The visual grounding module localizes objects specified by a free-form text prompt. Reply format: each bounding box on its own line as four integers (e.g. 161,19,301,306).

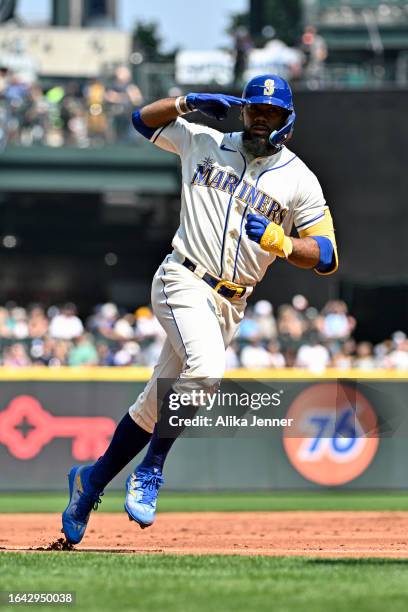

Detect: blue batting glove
245,213,269,244
185,93,246,121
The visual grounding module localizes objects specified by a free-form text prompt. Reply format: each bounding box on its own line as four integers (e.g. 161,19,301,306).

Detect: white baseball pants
129,252,247,432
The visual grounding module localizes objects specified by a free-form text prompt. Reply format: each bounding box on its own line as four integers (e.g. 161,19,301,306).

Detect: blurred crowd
0,23,329,149
0,65,143,148
0,297,406,372
232,25,327,88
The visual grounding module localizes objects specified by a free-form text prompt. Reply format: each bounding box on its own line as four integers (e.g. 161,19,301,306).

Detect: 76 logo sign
297,408,365,462
283,384,379,486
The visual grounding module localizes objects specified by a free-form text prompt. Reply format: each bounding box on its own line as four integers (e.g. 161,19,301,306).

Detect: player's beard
242,128,277,158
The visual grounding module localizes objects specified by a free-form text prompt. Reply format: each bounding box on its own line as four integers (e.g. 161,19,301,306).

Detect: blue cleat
61,465,104,545
124,466,164,528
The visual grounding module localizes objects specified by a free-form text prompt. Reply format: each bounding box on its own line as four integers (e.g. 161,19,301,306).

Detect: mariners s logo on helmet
263,79,275,96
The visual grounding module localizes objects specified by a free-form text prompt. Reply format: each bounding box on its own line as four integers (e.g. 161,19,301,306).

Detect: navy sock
138,424,177,471
138,388,196,472
89,412,151,491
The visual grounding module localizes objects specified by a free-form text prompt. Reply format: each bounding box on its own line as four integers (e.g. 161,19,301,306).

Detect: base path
1,512,408,558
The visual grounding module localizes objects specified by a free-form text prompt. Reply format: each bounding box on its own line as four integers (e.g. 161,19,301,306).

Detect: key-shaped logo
0,395,116,460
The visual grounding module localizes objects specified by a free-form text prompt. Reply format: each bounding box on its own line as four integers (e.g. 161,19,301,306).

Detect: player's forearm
287,237,320,269
140,97,189,128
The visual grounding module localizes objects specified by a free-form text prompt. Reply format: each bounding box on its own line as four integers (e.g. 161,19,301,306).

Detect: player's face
242,103,288,137
241,103,289,157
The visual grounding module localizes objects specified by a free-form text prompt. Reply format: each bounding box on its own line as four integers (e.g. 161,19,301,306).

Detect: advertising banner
1,373,407,490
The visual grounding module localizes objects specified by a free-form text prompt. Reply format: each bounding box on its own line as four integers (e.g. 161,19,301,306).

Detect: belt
182,257,246,300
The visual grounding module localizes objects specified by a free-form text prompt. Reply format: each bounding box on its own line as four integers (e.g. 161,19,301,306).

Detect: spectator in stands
384,333,408,370
267,340,286,368
330,347,353,369
44,83,65,146
113,340,141,366
29,336,51,364
232,26,252,87
27,305,49,338
276,304,306,363
295,332,330,373
68,333,98,366
50,340,71,367
318,300,356,341
353,342,376,370
141,336,164,367
8,307,29,339
237,307,260,342
0,66,8,95
3,71,30,143
253,300,277,341
240,337,272,369
3,342,31,366
225,341,240,369
292,294,309,315
301,25,328,87
134,306,165,344
0,306,11,337
104,65,143,141
88,302,119,341
0,66,143,147
20,83,49,146
85,79,108,145
49,303,84,340
96,342,116,367
277,304,305,340
0,299,405,371
114,312,135,341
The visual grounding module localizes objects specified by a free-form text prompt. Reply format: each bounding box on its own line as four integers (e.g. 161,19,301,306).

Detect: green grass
1,491,408,514
1,553,408,612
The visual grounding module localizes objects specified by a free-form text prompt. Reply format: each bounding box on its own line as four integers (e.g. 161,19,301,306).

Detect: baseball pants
129,252,247,432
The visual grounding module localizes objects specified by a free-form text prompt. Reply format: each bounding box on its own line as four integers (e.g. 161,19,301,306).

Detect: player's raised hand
185,93,246,121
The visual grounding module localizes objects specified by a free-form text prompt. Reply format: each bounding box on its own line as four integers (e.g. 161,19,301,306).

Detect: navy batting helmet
242,74,296,149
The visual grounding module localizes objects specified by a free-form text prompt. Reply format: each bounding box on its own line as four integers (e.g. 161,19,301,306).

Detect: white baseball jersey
150,117,327,287
129,116,331,431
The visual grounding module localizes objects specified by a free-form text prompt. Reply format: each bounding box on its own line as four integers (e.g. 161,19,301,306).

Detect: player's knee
174,371,223,404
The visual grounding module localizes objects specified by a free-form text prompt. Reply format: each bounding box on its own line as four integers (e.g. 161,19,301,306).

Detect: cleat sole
124,504,151,529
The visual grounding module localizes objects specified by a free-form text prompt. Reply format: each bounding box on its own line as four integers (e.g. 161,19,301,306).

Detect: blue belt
182,257,246,300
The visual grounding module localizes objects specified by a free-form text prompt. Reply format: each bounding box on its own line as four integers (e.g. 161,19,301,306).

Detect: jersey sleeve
298,207,339,275
149,117,204,157
293,169,326,232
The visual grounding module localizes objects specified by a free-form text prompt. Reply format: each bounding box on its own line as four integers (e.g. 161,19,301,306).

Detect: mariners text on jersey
191,159,288,226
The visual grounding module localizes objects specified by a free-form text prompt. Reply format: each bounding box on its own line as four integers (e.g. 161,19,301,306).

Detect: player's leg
125,260,227,526
136,259,227,457
91,337,182,487
139,285,243,474
62,336,182,543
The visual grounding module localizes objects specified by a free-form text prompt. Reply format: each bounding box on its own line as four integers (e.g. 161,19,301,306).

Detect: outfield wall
0,368,407,491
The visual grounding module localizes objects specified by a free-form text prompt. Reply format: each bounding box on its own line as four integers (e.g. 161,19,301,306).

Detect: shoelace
140,475,161,491
75,490,104,521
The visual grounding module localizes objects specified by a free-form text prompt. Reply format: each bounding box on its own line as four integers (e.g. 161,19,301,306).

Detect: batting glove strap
260,222,293,258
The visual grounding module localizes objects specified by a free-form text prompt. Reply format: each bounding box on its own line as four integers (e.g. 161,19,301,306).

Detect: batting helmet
242,74,296,149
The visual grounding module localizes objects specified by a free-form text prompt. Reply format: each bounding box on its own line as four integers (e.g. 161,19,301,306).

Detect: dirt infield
1,512,408,558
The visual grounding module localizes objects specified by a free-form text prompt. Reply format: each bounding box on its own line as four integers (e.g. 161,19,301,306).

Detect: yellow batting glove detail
259,222,293,258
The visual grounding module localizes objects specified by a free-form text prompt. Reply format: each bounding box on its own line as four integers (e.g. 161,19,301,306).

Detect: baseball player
62,74,338,544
